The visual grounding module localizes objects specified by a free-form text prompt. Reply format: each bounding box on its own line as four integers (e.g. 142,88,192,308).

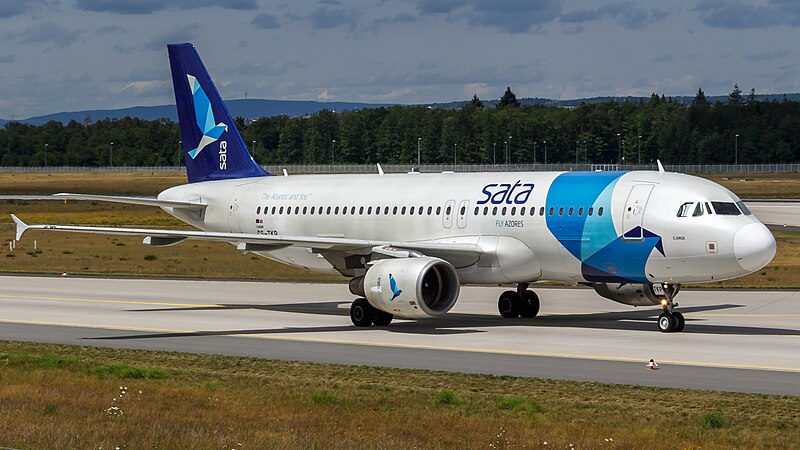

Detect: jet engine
362,257,460,319
592,283,680,306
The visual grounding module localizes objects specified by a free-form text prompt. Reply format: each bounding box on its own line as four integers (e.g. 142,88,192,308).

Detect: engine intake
592,283,680,306
364,257,460,319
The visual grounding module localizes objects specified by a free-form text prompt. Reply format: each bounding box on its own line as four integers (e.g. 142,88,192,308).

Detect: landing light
660,299,668,307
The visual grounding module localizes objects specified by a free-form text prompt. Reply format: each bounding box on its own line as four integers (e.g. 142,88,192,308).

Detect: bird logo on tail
186,74,227,159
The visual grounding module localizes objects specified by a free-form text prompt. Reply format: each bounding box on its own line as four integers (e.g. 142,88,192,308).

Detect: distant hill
2,93,799,127
0,99,394,127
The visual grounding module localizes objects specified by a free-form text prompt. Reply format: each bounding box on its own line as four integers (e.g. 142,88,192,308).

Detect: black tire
350,298,374,327
498,291,521,318
372,311,393,326
658,312,676,333
673,311,685,332
519,290,540,318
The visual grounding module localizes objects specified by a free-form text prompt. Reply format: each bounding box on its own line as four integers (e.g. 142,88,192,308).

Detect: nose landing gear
657,283,685,333
497,283,540,319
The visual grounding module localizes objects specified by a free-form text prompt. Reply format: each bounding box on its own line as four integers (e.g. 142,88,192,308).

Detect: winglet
377,163,384,176
656,159,665,174
10,214,28,241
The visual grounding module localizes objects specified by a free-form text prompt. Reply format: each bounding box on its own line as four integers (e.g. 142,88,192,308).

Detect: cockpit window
692,202,705,217
736,201,752,215
677,202,693,217
711,201,741,216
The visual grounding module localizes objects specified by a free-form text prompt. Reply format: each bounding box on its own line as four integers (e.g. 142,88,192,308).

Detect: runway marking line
1,318,799,374
0,294,221,309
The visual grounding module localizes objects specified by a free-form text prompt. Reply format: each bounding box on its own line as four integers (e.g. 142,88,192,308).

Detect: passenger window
279,206,284,214
460,206,466,215
598,207,604,216
502,206,507,215
326,206,332,214
419,206,423,214
539,207,545,216
692,202,704,217
311,206,315,214
402,206,407,215
520,207,526,216
578,207,584,216
427,206,433,215
712,201,742,216
474,206,479,215
549,206,554,216
393,206,398,215
410,206,415,215
385,206,390,215
436,206,441,215
271,206,276,214
588,206,593,216
558,207,564,216
294,207,299,214
484,206,489,215
256,207,261,214
568,206,574,216
445,206,451,215
367,206,372,214
531,208,536,216
302,206,307,214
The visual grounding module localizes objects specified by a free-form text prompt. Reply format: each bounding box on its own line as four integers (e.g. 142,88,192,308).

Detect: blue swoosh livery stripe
545,172,664,283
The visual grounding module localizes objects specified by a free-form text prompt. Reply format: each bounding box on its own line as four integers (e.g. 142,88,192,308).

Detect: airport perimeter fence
2,163,800,174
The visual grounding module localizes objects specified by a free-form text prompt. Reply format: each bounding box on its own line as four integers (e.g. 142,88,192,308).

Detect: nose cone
734,222,776,273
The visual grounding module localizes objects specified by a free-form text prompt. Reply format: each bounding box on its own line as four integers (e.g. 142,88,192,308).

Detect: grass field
1,340,798,449
0,171,799,286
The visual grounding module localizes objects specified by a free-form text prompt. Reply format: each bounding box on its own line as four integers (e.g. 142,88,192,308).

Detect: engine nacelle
364,257,460,319
592,283,680,306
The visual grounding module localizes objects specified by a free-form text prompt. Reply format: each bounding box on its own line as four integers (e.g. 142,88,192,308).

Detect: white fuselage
158,170,776,285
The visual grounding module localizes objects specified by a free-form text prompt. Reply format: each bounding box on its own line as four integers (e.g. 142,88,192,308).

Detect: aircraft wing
10,215,483,263
52,193,207,212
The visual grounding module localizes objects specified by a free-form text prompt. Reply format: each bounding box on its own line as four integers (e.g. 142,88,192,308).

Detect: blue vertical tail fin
168,43,270,183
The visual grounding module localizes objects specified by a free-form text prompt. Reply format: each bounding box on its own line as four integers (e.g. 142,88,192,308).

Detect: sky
0,0,798,119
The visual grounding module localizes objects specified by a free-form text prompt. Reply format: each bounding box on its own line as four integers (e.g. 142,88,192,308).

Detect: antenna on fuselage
657,160,666,174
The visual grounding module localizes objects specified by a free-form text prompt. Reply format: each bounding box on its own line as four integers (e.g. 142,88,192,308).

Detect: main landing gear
497,283,540,319
350,298,393,327
657,284,685,333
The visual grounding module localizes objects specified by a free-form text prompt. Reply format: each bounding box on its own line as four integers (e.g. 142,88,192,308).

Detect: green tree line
2,88,799,167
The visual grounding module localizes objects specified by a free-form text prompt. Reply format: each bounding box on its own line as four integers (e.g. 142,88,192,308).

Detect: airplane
10,43,777,333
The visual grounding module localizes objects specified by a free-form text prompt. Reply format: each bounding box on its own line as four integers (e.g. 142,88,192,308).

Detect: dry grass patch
0,341,798,449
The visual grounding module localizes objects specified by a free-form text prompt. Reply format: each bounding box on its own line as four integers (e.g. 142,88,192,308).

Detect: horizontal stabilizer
53,193,207,212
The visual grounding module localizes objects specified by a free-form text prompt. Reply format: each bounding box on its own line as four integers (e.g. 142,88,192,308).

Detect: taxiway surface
0,275,798,395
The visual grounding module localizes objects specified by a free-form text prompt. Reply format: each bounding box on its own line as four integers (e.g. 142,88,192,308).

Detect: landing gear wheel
519,291,540,318
658,312,677,333
672,311,685,332
350,298,375,327
498,291,522,318
372,311,393,326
